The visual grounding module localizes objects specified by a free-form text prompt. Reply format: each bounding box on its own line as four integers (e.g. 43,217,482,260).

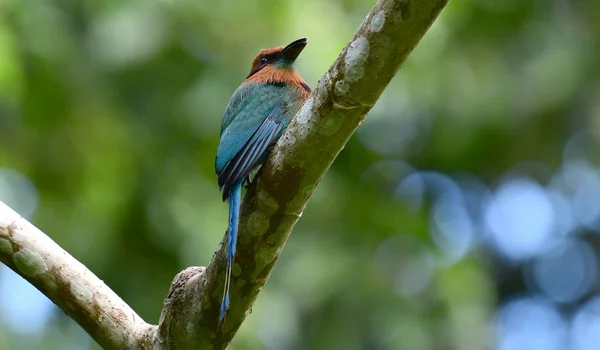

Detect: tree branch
0,201,156,349
0,0,449,349
160,0,449,348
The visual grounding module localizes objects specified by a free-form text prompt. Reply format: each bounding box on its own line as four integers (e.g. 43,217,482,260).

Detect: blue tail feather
219,180,242,326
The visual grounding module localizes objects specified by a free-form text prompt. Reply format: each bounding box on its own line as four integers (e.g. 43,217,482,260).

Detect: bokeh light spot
0,168,38,219
571,296,600,350
373,234,435,297
0,266,56,334
529,238,596,303
496,296,567,350
484,178,554,261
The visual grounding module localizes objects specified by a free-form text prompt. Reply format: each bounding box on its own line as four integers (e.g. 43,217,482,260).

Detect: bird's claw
243,175,252,189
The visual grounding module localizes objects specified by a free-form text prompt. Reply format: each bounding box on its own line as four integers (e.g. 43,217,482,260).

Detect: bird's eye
261,57,268,64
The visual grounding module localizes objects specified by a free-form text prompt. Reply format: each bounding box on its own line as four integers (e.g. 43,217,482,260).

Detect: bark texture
0,0,450,348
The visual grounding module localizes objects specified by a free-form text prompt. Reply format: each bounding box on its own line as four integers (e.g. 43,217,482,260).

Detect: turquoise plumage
215,38,310,325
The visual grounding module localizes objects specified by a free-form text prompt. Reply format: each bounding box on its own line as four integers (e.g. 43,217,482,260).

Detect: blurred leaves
0,0,599,349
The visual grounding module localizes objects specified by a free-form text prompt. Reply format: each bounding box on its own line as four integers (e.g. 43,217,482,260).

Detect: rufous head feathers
247,38,307,78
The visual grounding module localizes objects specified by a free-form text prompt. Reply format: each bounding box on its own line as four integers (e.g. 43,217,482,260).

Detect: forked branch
0,0,449,349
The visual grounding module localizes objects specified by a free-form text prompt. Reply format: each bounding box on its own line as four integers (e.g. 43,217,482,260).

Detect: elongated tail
219,180,242,326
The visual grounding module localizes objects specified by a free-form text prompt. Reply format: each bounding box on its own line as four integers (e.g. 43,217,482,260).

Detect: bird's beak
278,37,307,63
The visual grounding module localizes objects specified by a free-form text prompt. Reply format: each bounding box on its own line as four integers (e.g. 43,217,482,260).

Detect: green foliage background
1,0,599,349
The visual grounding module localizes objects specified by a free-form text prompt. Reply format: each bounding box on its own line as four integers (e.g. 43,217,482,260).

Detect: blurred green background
1,0,600,349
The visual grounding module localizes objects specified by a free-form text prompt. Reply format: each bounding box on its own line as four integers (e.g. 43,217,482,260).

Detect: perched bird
215,38,311,324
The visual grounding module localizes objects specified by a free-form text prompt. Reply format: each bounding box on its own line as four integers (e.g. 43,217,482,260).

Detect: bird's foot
243,175,252,189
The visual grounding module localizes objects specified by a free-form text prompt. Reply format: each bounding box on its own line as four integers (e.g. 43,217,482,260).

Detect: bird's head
247,37,307,78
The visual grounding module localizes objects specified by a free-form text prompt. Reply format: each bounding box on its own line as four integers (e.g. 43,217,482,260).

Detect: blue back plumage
216,82,302,200
215,80,306,325
215,49,309,324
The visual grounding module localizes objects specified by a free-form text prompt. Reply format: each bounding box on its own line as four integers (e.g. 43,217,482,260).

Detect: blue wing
218,115,282,190
216,83,286,200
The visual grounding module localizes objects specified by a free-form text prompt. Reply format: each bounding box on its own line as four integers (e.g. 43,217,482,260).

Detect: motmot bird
215,38,311,324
